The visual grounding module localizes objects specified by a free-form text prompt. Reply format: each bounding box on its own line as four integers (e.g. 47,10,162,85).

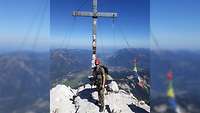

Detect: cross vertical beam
72,0,118,68
92,0,97,68
92,17,97,68
93,0,97,13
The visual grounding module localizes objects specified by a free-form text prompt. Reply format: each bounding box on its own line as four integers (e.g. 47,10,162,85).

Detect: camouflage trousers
97,87,105,108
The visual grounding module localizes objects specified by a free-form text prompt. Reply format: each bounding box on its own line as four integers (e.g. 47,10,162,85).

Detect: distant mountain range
0,51,49,113
106,48,150,69
50,49,91,81
151,50,200,96
50,48,150,72
1,48,200,113
151,50,200,113
50,48,150,86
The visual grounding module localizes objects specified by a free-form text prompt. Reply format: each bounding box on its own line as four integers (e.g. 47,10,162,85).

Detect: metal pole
92,17,97,68
93,0,97,13
92,0,97,68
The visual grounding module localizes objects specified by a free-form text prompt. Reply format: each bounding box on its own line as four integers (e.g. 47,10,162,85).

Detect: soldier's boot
94,100,99,106
99,105,104,112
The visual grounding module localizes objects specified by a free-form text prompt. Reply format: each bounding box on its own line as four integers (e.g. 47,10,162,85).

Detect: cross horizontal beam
72,11,118,18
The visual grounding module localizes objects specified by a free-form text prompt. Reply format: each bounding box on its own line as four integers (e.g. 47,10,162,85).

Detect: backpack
101,65,109,75
93,65,108,87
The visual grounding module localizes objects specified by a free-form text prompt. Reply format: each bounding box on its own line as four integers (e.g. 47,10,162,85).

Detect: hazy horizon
0,0,200,52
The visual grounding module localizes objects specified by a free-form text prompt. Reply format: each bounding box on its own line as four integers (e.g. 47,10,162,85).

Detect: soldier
92,58,107,112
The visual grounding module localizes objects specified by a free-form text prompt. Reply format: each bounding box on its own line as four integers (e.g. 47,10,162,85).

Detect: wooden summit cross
72,0,117,69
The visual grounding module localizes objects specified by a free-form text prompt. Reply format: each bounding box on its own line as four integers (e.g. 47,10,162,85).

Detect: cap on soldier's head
95,58,100,65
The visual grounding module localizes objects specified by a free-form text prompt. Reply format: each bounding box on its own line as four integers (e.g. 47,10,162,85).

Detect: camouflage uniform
93,65,106,111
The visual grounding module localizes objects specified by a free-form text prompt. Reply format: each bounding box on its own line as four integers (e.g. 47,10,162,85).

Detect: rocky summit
50,82,150,113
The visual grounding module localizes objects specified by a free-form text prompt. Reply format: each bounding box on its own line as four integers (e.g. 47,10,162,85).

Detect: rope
60,0,87,50
112,18,117,50
117,23,132,49
98,20,104,57
76,0,88,11
32,0,48,51
151,32,160,50
61,17,77,49
116,21,143,68
111,18,120,66
98,19,109,67
150,31,172,69
18,0,45,51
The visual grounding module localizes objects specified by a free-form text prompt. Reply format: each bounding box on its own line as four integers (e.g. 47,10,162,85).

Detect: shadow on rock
128,103,148,113
78,88,99,106
105,105,112,113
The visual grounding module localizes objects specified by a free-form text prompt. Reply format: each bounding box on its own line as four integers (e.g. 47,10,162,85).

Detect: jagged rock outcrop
50,84,150,113
107,81,119,93
50,85,76,113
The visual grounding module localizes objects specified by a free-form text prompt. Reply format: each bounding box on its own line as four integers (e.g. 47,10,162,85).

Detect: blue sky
151,0,200,50
51,0,150,49
0,0,49,52
0,0,199,52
